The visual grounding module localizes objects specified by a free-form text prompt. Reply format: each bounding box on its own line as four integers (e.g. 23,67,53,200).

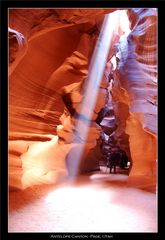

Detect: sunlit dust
67,12,122,178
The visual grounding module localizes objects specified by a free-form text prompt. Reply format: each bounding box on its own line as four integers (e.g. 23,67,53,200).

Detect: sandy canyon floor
8,169,157,233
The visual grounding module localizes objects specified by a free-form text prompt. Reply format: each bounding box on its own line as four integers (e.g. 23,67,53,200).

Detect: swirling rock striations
112,8,157,180
8,9,157,189
8,9,112,189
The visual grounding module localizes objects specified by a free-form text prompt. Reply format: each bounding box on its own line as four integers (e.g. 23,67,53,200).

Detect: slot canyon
8,8,157,232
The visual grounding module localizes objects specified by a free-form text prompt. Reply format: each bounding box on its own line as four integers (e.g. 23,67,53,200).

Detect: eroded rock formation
8,8,157,190
111,8,157,182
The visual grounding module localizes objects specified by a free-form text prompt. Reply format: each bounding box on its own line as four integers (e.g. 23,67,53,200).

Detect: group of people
106,148,129,174
96,47,130,174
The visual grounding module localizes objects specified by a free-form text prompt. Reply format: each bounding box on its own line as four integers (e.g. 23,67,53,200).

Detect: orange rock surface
8,9,157,190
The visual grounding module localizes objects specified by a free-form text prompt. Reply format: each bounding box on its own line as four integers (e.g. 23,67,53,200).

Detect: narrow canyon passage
8,8,157,233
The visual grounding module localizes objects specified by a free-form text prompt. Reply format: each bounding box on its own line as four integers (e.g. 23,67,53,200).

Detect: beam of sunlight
118,10,131,35
18,10,132,188
68,12,121,178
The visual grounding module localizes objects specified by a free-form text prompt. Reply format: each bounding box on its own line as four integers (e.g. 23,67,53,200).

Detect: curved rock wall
112,8,157,181
8,8,157,189
9,29,96,189
8,8,116,75
8,9,111,189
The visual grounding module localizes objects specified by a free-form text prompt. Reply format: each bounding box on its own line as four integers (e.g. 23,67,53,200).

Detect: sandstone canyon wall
111,8,157,186
8,8,157,190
